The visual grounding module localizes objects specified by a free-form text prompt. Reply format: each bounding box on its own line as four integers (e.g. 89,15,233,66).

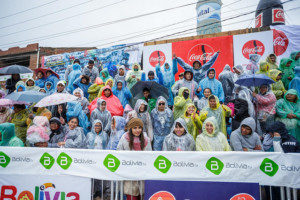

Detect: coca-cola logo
242,40,265,59
255,13,263,28
149,191,175,200
273,9,285,23
230,193,255,200
149,50,166,67
273,29,289,56
187,44,215,65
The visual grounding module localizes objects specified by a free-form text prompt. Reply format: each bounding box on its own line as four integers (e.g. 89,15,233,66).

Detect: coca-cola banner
172,35,234,79
271,25,300,61
233,31,274,69
143,43,172,77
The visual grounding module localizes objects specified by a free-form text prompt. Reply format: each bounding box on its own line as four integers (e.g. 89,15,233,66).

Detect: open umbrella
0,64,32,74
235,74,275,87
34,93,78,107
5,91,48,103
0,99,29,107
34,67,60,79
130,81,168,107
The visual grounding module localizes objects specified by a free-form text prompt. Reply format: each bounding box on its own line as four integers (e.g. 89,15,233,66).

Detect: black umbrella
0,64,33,74
130,81,169,107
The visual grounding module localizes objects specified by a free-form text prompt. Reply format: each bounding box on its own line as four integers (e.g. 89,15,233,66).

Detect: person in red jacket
89,85,124,116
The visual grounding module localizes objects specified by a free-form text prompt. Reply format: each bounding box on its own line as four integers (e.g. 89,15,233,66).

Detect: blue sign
145,180,260,200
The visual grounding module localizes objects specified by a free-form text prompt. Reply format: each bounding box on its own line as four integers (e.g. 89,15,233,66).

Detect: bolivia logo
273,29,289,56
242,40,265,59
149,191,176,200
230,193,255,200
187,44,215,65
149,51,166,67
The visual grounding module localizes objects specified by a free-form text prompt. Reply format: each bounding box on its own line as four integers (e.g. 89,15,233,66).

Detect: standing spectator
197,88,212,111
290,51,300,68
162,118,195,151
82,60,99,83
279,58,294,89
113,65,127,87
88,77,104,103
265,53,278,70
35,71,46,88
86,119,108,149
107,116,126,150
5,74,21,94
67,63,81,93
66,101,90,135
151,96,173,151
45,70,59,89
73,88,90,115
90,99,112,135
218,64,235,104
65,59,80,84
246,54,260,74
125,63,143,89
183,103,202,140
289,66,300,94
196,117,231,151
73,75,92,99
117,118,152,200
230,117,263,152
112,80,132,108
0,123,24,147
232,65,246,82
173,87,192,120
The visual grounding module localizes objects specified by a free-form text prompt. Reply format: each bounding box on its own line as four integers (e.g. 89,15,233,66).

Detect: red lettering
66,192,79,200
0,186,17,200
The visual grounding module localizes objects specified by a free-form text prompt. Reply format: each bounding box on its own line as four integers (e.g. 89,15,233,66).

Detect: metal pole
286,187,291,200
92,179,94,200
270,186,273,200
260,186,262,200
120,181,124,200
111,181,114,200
102,180,104,200
292,188,297,200
280,186,285,200
115,181,119,200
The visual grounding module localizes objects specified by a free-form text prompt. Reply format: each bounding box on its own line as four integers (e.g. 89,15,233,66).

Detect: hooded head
97,99,107,112
239,117,256,137
206,68,216,79
183,68,194,81
56,81,66,93
223,64,231,72
105,78,114,88
0,123,17,146
73,88,84,100
16,84,26,92
95,77,104,85
290,51,300,61
117,65,126,76
171,118,189,137
100,68,111,81
131,63,141,72
233,65,244,74
279,58,293,70
49,117,62,133
25,78,35,87
72,63,81,71
192,60,202,69
134,99,148,114
270,69,283,82
111,116,126,132
294,66,300,77
284,89,299,103
202,117,219,137
155,96,168,111
184,103,196,117
249,54,261,64
266,121,289,139
258,84,271,95
208,95,220,110
178,87,190,99
45,81,54,92
164,63,171,71
266,54,277,64
101,85,112,98
92,119,103,135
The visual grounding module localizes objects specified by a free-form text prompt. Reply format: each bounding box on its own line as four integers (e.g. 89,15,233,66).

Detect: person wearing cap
117,118,151,200
82,59,99,83
65,59,81,84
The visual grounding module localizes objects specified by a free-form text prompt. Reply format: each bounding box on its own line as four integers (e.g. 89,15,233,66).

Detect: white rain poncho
90,99,112,134
85,119,109,149
162,118,195,151
107,116,126,150
73,88,90,115
218,64,235,103
64,126,86,149
151,96,174,151
196,117,231,151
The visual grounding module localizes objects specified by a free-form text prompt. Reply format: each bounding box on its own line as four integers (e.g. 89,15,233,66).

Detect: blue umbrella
235,74,275,87
0,64,33,74
5,91,48,103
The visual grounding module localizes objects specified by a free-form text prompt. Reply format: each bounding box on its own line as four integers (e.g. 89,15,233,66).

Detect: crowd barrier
0,147,299,199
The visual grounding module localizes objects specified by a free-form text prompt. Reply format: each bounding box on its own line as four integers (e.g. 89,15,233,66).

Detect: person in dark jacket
5,74,21,94
264,121,300,153
230,97,249,132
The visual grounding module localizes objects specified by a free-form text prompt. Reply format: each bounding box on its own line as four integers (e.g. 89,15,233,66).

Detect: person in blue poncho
44,81,54,95
173,51,220,84
66,101,90,135
112,80,132,108
85,119,108,149
104,61,118,78
289,66,300,95
67,63,82,93
107,116,126,150
35,71,46,88
73,75,92,99
156,61,178,107
45,70,59,89
198,68,225,103
141,70,163,85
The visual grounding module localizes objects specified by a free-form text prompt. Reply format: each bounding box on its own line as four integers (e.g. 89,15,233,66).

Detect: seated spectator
162,118,195,151
182,103,202,140
73,75,92,99
25,78,40,91
86,119,108,149
230,117,263,152
73,88,90,115
107,116,126,150
141,88,156,112
270,69,286,100
173,87,192,120
35,71,46,88
196,117,231,151
112,80,132,108
45,70,59,89
90,99,111,135
114,65,127,87
197,88,211,111
0,123,24,147
10,104,29,144
88,77,104,102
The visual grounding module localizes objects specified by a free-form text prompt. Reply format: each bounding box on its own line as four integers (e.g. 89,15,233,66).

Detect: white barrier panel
0,147,300,188
0,174,91,200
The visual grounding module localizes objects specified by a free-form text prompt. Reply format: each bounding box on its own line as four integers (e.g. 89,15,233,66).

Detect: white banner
271,25,300,61
233,31,274,69
0,174,91,200
0,147,300,188
142,43,172,77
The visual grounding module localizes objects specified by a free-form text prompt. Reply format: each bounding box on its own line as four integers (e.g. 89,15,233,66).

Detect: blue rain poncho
196,117,231,151
151,96,174,151
175,52,219,84
64,126,86,149
73,88,90,115
289,66,300,95
112,80,132,108
162,118,195,151
90,99,112,134
198,68,225,103
66,101,90,135
16,84,26,92
44,81,54,94
73,76,92,99
46,74,59,90
141,71,163,85
35,77,46,88
85,119,109,149
114,65,127,87
107,116,126,150
67,64,82,93
156,61,178,106
104,61,118,78
218,64,234,103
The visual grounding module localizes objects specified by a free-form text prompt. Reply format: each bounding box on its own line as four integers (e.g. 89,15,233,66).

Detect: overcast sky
0,0,299,50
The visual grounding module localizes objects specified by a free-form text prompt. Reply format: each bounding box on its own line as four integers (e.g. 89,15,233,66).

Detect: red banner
172,35,234,80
